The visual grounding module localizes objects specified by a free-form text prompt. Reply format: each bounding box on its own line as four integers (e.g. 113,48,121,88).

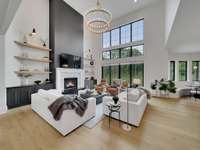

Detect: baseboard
0,105,8,115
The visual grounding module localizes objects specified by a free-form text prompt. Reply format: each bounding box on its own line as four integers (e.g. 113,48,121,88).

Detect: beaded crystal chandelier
85,0,112,33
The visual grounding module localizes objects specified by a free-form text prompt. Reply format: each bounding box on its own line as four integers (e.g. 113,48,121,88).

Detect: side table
106,101,121,128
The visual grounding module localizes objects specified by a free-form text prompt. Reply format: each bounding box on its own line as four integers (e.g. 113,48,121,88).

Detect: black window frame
101,63,144,86
170,61,175,81
192,61,200,81
178,61,188,81
102,18,144,49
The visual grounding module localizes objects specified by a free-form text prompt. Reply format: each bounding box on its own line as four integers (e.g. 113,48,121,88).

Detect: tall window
132,64,144,85
102,51,110,60
120,64,130,84
103,32,110,48
132,20,144,42
192,61,200,81
111,28,120,46
102,66,110,84
132,45,144,56
121,47,131,58
170,61,175,81
179,61,187,81
111,49,120,59
111,65,119,83
121,24,131,44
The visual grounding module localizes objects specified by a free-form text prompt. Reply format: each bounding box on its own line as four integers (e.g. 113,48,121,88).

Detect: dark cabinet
7,83,54,109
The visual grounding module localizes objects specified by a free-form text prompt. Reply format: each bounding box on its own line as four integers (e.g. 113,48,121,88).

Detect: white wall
0,35,6,114
165,0,180,44
83,22,102,83
5,0,49,87
84,1,168,88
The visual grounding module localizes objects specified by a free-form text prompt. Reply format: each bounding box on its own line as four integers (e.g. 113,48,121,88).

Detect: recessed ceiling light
134,0,138,3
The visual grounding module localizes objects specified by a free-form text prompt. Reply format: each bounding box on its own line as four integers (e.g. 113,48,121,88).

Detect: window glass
102,66,110,84
111,65,119,83
132,45,144,56
121,47,131,58
192,61,200,81
120,64,130,84
132,20,144,42
102,51,110,60
170,61,175,81
132,64,144,86
111,28,120,46
121,24,131,44
103,32,110,48
179,61,187,81
111,49,120,59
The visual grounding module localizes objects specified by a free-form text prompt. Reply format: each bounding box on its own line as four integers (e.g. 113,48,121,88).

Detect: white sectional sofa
103,91,148,127
31,89,96,136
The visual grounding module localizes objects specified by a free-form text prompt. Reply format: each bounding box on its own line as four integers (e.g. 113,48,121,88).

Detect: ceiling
167,0,200,53
0,0,21,35
63,0,161,19
0,0,10,34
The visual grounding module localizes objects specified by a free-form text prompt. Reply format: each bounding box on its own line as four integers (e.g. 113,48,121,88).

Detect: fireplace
63,78,78,94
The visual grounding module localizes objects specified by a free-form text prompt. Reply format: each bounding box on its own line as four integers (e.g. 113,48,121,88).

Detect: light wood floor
0,98,200,150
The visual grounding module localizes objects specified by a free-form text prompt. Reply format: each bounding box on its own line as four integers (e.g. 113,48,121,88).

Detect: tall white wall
83,23,102,83
165,0,180,44
84,1,168,88
5,0,49,87
0,35,6,114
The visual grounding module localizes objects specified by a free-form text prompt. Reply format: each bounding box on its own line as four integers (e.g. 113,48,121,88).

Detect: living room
0,0,200,150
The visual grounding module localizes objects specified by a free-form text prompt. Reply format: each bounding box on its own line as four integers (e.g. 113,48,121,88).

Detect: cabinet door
7,87,32,109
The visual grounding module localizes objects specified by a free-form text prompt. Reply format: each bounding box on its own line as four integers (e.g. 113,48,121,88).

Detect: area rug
84,103,104,129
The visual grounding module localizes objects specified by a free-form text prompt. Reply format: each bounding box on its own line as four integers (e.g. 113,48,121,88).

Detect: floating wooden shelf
15,71,52,75
14,41,51,52
15,56,52,63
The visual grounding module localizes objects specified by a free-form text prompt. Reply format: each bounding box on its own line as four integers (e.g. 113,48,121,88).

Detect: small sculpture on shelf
40,38,48,47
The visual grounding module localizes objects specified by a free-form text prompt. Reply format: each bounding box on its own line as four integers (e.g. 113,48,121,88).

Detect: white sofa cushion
119,89,141,102
128,89,140,102
38,89,63,103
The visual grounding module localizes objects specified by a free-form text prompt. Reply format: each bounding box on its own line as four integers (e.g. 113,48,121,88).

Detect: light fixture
134,0,138,3
85,0,112,34
29,28,37,36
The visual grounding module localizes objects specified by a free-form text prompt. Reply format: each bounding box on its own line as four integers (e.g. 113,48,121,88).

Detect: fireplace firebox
63,78,78,94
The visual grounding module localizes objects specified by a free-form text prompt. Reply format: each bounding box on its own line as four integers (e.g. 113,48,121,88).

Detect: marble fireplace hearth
56,68,85,92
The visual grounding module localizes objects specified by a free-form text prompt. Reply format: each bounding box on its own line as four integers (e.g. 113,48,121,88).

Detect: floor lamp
122,81,132,131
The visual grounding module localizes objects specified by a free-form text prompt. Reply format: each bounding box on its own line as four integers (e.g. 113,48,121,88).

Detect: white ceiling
0,0,10,34
167,0,200,53
63,0,161,19
0,0,21,35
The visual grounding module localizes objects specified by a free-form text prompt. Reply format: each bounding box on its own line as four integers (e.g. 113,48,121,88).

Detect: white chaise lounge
31,89,96,136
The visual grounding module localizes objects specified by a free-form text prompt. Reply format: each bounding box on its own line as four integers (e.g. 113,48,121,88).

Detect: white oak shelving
14,41,51,52
15,56,52,63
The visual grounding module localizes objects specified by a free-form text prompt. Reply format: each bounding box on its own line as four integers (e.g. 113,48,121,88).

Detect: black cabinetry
7,83,54,109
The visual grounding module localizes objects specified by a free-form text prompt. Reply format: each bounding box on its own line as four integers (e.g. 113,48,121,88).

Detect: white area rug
84,104,104,129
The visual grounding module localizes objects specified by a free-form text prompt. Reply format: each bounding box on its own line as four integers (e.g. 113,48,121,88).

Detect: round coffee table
106,101,121,128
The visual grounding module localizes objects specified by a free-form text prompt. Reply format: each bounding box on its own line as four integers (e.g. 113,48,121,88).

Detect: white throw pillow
127,89,140,102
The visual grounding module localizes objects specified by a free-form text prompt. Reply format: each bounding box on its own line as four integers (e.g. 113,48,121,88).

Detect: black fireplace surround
63,78,78,94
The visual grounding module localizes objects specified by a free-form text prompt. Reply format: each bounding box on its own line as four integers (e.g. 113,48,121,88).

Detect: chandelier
85,0,112,33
